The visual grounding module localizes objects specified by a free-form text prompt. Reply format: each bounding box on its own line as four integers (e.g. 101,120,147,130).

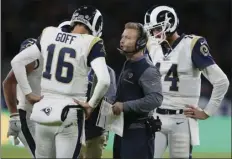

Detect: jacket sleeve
123,66,163,114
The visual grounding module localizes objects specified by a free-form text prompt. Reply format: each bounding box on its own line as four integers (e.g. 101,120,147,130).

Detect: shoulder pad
40,26,52,37
190,35,203,50
89,37,103,50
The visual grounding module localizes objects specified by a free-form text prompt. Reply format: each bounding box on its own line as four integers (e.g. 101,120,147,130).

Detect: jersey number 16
43,44,76,83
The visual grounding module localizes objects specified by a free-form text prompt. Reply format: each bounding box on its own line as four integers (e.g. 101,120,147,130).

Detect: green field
1,112,231,158
1,146,231,158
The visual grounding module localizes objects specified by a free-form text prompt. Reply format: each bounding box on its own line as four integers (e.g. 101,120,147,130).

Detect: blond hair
124,22,141,37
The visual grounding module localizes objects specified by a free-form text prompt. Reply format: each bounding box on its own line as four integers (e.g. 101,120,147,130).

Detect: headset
136,23,148,51
118,23,148,54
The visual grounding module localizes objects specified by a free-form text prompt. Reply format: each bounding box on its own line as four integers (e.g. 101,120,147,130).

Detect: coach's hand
26,93,43,105
73,99,93,119
112,102,123,116
184,105,209,120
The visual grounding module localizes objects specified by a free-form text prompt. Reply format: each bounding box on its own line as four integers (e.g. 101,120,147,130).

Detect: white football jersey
39,27,101,97
17,58,43,112
148,34,214,110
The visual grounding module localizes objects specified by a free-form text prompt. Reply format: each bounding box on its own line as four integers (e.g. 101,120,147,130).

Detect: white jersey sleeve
11,44,41,95
202,64,229,116
16,57,43,112
83,37,110,107
88,57,110,108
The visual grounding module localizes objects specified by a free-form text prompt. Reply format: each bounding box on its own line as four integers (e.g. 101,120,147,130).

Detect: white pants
154,113,192,158
18,109,36,157
34,109,83,158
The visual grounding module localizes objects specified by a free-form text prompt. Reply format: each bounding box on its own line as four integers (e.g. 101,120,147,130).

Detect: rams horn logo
41,107,52,116
200,44,209,56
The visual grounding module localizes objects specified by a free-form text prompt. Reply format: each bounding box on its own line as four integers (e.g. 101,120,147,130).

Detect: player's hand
73,99,93,119
26,93,43,105
184,105,209,120
112,102,123,116
7,113,21,145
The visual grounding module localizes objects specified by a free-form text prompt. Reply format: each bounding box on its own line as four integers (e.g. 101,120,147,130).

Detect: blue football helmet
20,38,37,52
58,21,71,32
70,5,103,37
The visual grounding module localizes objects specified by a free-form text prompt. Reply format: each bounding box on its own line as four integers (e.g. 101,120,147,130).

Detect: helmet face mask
144,6,179,44
145,19,170,44
70,5,103,37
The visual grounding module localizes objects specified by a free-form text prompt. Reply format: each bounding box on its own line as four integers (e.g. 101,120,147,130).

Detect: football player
3,38,41,157
144,5,229,158
10,5,110,158
57,20,116,158
3,21,73,157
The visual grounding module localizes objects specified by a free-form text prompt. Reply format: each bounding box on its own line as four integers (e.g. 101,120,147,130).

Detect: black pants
113,134,122,159
113,128,154,159
18,109,36,157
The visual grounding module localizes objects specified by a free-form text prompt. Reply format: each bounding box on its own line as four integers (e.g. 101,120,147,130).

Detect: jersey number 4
156,62,179,91
43,44,76,83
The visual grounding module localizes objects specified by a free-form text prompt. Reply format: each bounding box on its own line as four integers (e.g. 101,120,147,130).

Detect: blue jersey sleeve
86,69,95,99
20,38,37,52
87,40,106,67
191,37,215,69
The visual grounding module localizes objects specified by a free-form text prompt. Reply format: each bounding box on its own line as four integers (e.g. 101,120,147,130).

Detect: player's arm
2,62,35,115
3,61,37,145
2,70,18,114
191,37,229,117
87,39,110,108
201,65,229,116
89,66,117,104
74,39,110,118
11,44,42,104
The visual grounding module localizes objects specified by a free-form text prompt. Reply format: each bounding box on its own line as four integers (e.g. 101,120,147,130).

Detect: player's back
39,27,98,98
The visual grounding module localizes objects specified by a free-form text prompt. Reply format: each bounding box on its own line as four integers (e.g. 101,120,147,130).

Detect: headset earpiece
136,23,148,51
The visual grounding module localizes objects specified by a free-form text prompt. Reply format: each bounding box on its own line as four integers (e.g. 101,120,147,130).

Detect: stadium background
1,0,231,158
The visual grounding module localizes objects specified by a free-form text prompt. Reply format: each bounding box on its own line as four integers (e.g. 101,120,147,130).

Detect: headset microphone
117,47,138,55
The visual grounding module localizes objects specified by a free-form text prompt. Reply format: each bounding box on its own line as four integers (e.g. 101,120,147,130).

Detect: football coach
112,22,163,159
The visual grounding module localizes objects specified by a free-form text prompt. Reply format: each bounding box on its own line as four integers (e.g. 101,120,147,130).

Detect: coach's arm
123,66,163,114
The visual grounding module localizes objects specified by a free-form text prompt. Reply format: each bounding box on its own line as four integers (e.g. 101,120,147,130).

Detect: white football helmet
144,5,179,44
70,5,103,37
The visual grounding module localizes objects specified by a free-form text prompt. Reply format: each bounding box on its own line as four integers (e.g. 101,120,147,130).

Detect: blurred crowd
1,0,231,114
